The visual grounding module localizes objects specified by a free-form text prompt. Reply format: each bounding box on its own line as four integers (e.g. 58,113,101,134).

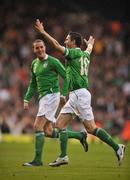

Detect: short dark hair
68,32,83,47
32,39,45,47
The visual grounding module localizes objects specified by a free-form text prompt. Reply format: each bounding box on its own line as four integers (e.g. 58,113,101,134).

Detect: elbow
53,40,60,49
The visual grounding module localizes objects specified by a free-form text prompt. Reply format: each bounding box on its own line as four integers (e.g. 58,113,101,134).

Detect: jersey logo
43,62,48,68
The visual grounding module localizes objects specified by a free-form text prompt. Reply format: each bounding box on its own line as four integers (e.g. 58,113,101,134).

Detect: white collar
37,54,48,61
44,54,48,59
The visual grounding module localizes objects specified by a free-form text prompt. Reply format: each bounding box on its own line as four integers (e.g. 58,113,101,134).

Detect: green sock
93,128,119,151
67,130,82,140
51,128,59,138
34,131,45,162
51,129,82,140
59,129,68,157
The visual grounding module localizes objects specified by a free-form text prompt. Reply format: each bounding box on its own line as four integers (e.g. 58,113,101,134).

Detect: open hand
35,19,45,33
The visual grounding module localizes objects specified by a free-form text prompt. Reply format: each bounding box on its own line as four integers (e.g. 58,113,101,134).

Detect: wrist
41,29,46,35
88,44,93,49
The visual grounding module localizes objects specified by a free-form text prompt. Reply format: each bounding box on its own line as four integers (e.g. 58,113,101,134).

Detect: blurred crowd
0,1,130,141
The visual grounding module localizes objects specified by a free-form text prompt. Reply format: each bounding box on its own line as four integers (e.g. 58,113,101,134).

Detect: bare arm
35,19,65,54
84,36,95,54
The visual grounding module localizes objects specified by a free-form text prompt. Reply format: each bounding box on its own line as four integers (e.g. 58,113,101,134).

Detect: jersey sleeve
51,58,68,96
24,62,37,102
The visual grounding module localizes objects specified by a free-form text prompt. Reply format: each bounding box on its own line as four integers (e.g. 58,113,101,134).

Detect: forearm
61,78,68,96
24,79,37,102
41,30,60,49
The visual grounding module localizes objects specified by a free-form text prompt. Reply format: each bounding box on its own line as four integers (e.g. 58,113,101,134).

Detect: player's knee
86,126,97,134
33,123,42,131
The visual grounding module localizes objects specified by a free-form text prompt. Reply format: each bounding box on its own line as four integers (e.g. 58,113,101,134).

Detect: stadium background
0,0,130,142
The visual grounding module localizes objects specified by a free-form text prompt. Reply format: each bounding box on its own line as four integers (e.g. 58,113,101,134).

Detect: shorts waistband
70,88,87,93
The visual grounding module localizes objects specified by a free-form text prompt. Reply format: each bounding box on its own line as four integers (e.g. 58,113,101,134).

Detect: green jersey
24,55,67,102
64,48,90,91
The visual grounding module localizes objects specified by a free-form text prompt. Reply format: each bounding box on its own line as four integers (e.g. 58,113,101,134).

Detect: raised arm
35,19,65,54
84,36,95,54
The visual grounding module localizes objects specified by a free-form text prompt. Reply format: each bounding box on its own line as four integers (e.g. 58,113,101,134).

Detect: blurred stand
0,1,130,142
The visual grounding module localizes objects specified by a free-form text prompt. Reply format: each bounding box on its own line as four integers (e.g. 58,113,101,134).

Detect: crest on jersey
43,62,48,68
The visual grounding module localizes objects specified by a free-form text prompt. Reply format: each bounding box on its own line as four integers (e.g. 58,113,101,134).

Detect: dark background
0,0,129,22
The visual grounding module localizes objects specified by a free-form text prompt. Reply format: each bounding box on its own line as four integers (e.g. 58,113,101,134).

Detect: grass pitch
0,138,130,180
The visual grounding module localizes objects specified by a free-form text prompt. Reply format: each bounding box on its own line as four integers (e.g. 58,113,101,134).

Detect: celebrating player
23,39,88,166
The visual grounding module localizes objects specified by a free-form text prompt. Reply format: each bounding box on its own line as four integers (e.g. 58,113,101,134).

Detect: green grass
0,139,130,180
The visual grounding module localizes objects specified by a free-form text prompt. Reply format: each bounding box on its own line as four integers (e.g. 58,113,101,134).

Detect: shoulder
64,48,78,56
31,58,38,67
65,48,82,60
48,55,60,63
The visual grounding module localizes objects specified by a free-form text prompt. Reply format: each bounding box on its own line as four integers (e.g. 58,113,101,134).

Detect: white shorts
37,92,60,122
60,88,94,121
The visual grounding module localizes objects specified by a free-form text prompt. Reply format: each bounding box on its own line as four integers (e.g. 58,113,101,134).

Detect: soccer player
23,39,87,166
35,19,125,167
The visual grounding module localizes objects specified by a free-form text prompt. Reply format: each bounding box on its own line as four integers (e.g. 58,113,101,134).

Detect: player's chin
38,54,44,59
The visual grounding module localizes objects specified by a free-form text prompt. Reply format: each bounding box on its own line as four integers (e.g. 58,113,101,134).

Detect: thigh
56,113,73,129
77,89,94,120
60,93,78,115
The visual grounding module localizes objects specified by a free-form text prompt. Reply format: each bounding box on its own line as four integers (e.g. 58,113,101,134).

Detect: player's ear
72,39,76,45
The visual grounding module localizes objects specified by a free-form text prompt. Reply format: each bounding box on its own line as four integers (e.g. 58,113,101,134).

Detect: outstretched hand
35,19,45,33
84,35,95,54
84,36,95,46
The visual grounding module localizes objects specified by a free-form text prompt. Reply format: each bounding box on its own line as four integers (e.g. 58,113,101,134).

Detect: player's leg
49,92,88,167
57,113,72,158
77,88,125,165
23,93,60,166
44,121,55,137
49,113,71,167
23,116,47,166
49,120,88,167
77,89,125,164
83,119,125,165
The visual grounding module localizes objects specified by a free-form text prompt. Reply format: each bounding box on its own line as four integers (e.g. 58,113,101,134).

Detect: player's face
33,41,46,59
64,35,74,48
